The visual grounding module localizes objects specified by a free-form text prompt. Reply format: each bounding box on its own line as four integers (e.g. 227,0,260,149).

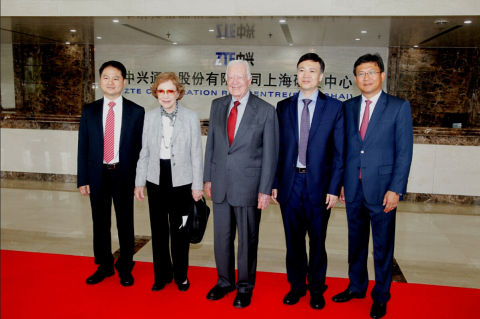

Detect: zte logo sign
215,52,255,66
215,52,235,66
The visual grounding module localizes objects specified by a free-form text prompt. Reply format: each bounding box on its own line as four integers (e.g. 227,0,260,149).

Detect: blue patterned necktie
299,99,312,166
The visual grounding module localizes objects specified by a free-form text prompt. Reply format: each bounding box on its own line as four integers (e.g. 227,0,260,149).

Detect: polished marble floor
1,179,480,289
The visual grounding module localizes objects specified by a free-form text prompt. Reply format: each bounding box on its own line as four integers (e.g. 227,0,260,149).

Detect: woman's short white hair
226,60,252,80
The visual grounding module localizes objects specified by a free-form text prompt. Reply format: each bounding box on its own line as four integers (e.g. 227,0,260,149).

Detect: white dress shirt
227,90,250,137
359,90,382,130
102,96,123,164
296,90,318,168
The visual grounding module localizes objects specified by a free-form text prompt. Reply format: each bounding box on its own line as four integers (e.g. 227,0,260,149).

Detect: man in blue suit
332,54,413,319
272,53,345,310
78,61,144,287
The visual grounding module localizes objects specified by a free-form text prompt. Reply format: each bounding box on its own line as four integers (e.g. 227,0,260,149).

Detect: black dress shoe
86,268,114,285
332,289,366,303
310,291,326,310
152,279,172,291
120,274,134,287
206,285,236,300
233,292,252,308
178,279,190,292
283,289,307,305
370,301,387,318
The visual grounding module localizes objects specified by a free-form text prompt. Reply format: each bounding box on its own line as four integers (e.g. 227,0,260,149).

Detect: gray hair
226,60,252,80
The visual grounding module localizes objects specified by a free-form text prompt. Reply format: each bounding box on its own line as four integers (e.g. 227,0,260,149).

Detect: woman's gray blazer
135,104,203,190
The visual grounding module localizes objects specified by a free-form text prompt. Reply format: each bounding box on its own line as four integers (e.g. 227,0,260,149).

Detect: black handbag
186,196,210,244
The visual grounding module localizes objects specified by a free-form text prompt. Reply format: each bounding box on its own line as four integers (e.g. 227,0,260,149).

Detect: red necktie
359,100,371,178
227,101,240,147
104,101,116,163
360,100,371,141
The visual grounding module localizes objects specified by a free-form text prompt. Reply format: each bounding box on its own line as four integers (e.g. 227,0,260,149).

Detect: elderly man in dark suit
77,61,144,287
203,60,279,308
272,53,345,310
332,54,413,319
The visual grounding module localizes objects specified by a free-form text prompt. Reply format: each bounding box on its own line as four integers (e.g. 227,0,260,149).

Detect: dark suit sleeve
328,102,346,196
203,102,215,183
259,105,279,195
77,105,89,188
390,100,414,195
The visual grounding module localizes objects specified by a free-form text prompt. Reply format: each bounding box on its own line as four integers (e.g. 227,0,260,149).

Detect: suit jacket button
172,154,174,157
173,163,176,166
228,152,231,155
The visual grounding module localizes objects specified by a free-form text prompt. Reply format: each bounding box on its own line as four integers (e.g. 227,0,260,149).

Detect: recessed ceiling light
65,42,70,45
221,37,225,39
96,36,102,39
414,45,419,48
173,42,177,45
113,19,119,23
279,18,287,23
464,20,472,24
355,38,360,41
289,43,293,46
70,29,76,33
361,30,367,33
209,29,215,32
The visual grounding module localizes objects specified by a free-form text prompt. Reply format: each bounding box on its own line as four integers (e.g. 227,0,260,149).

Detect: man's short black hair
353,53,384,76
297,53,325,73
99,61,127,79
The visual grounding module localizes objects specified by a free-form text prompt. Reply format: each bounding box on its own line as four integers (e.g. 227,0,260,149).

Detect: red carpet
1,250,479,318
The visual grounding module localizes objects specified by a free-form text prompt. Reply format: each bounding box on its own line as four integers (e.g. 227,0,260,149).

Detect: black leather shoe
206,285,236,300
233,292,252,308
310,291,326,310
370,301,387,318
152,279,172,291
86,268,114,285
332,289,366,303
120,274,134,287
152,283,165,291
178,279,190,292
283,289,307,305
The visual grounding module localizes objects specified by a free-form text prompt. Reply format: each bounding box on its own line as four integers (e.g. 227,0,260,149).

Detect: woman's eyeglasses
157,89,177,95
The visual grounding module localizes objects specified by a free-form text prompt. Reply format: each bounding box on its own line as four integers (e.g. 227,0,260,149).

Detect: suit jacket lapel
219,96,230,147
231,93,258,148
289,94,299,146
308,91,327,142
171,105,184,144
94,98,104,148
151,107,162,147
119,97,133,150
363,91,387,142
354,96,362,143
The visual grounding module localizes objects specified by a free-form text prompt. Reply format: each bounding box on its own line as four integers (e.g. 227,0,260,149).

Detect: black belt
103,163,119,169
296,167,306,173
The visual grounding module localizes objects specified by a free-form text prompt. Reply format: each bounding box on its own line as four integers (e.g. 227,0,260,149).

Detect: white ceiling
1,16,479,48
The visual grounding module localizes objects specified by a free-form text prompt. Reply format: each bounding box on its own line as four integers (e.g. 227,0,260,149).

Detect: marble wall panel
433,145,480,197
406,144,436,194
12,43,95,116
388,47,479,127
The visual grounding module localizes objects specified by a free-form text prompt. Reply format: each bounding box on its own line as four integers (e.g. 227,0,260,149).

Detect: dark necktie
227,101,240,147
104,101,115,163
299,99,312,166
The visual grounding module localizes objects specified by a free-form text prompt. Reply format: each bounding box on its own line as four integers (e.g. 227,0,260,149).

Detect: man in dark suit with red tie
272,53,345,310
77,61,144,286
332,54,413,319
